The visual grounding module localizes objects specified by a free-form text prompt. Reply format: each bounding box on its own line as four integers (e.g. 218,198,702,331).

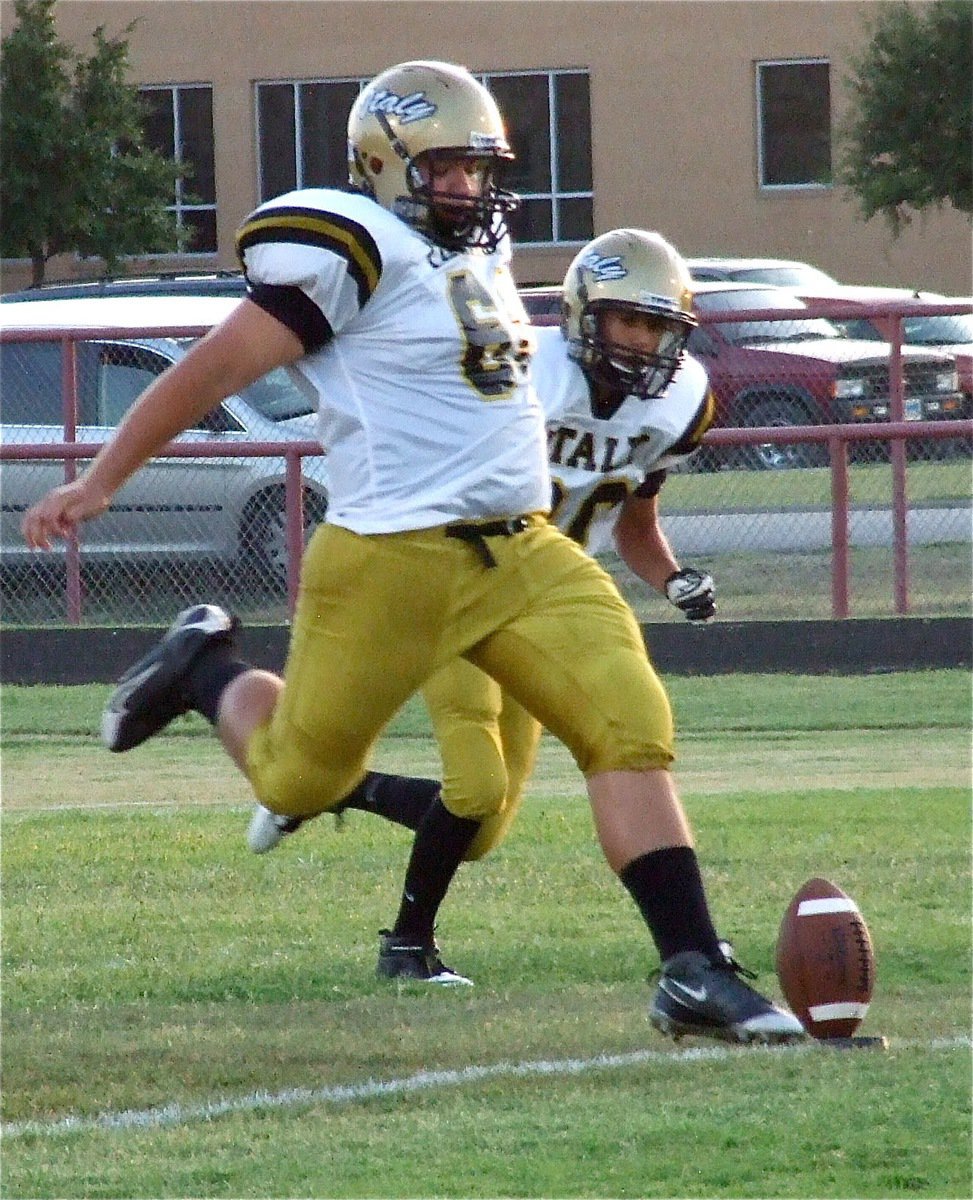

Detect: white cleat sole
248,806,283,854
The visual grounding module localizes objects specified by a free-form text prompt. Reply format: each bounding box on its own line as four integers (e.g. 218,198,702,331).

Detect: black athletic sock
337,772,441,831
391,798,481,945
184,641,251,726
619,846,723,965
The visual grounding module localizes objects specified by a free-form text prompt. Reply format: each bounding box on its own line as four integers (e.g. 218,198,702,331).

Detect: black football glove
665,567,716,622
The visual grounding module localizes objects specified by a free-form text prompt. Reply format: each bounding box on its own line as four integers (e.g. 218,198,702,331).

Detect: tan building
2,0,970,293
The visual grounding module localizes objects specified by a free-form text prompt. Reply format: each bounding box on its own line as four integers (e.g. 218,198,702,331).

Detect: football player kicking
24,60,802,1046
246,219,802,1043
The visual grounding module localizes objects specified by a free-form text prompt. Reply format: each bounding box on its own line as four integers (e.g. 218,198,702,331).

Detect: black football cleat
649,949,806,1044
376,929,473,986
101,604,238,752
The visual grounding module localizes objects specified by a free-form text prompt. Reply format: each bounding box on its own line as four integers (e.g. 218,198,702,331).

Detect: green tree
839,0,973,234
1,0,187,284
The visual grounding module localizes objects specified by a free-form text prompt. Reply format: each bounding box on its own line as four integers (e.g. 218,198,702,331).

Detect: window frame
755,58,832,192
479,68,593,248
254,74,366,199
253,68,593,248
139,82,218,254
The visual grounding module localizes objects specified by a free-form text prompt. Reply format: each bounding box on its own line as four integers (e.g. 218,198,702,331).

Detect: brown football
775,877,875,1039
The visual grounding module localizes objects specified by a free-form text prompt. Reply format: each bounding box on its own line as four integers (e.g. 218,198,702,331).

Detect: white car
0,294,328,586
687,256,841,290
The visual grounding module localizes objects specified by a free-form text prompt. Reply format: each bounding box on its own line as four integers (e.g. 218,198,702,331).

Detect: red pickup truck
521,281,965,470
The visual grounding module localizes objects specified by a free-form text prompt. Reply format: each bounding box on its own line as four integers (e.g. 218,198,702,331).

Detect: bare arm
614,490,716,621
612,493,679,594
22,300,305,549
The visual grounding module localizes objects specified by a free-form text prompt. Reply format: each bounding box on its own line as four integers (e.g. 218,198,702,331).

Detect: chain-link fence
2,308,970,628
626,424,971,624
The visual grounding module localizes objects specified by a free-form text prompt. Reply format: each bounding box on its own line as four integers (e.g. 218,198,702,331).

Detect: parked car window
0,342,68,424
162,339,314,424
97,354,165,426
838,319,884,343
89,342,230,430
238,367,317,422
1,273,247,304
686,259,841,290
726,265,838,289
686,326,719,356
836,311,973,348
902,312,973,346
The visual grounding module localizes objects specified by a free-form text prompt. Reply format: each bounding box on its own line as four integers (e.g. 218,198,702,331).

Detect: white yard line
3,1036,968,1142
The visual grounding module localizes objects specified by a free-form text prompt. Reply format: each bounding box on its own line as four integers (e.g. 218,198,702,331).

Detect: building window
140,85,217,251
756,60,832,189
255,69,592,245
484,70,592,244
256,78,362,199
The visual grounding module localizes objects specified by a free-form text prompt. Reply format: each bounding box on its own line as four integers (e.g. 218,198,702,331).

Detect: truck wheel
741,400,825,470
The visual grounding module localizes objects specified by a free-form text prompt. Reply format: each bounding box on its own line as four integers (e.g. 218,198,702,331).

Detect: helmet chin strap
375,110,414,173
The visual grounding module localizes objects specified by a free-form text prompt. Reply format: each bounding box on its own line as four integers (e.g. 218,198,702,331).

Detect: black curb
1,618,969,685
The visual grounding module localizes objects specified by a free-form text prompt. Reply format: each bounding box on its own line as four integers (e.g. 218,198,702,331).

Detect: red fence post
285,449,305,617
887,320,910,614
60,336,82,625
891,437,910,615
829,434,850,618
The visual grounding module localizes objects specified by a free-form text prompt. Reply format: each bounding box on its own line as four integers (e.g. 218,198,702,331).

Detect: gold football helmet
562,228,697,399
347,60,519,252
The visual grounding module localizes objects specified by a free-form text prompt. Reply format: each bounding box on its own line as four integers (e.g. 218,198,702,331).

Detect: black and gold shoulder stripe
668,386,717,457
235,206,383,309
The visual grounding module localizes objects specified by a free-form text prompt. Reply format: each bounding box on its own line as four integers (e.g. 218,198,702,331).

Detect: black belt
444,516,531,568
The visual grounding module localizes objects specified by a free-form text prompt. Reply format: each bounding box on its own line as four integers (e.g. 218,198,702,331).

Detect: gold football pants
245,515,674,819
421,657,541,860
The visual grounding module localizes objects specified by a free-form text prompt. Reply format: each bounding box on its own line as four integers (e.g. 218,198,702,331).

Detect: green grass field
2,671,970,1198
664,457,972,511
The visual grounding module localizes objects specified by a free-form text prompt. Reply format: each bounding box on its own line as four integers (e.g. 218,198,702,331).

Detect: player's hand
665,567,716,622
21,479,109,550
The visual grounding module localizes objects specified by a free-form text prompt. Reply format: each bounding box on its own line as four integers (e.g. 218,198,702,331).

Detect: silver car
686,256,841,290
0,295,328,586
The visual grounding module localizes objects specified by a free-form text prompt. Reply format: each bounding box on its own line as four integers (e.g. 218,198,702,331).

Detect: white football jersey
533,326,714,553
236,188,549,532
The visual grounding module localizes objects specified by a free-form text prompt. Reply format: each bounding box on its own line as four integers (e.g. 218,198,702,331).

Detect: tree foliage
1,0,187,284
839,0,973,234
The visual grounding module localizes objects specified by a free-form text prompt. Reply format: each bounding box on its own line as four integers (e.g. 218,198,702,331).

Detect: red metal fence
2,311,970,626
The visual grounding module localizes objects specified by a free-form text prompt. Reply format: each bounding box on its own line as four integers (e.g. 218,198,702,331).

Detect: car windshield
174,339,316,420
728,264,839,289
695,288,842,345
902,311,973,346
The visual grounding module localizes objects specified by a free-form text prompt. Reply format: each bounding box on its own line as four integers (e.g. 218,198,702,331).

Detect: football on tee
775,877,875,1039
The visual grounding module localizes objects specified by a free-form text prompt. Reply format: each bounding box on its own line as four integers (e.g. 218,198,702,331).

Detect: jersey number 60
450,272,529,400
